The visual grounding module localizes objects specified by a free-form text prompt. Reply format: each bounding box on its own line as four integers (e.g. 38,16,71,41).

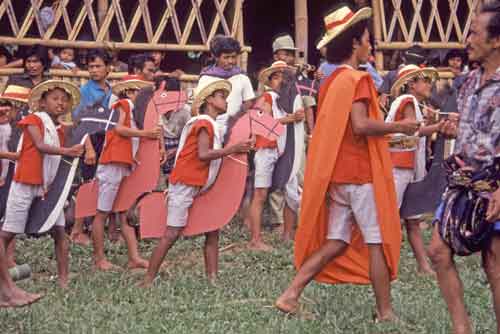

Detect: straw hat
316,6,372,50
191,79,232,116
0,85,30,107
111,74,153,96
28,80,80,113
390,64,439,96
258,61,295,87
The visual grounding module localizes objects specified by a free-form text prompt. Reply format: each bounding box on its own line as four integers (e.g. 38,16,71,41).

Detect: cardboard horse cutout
139,108,285,239
74,86,188,218
24,105,120,234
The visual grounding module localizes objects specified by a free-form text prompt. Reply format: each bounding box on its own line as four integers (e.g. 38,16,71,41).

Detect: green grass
0,219,496,334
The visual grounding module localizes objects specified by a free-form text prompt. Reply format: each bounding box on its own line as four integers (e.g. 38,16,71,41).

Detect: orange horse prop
74,85,187,218
139,108,285,238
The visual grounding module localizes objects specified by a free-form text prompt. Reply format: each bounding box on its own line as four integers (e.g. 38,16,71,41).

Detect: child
387,64,445,276
244,61,303,251
91,75,160,271
140,79,254,287
0,80,85,307
51,48,77,70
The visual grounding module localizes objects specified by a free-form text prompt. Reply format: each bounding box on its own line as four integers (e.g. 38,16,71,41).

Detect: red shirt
331,75,373,184
169,119,215,186
99,99,134,166
390,98,415,169
14,114,65,185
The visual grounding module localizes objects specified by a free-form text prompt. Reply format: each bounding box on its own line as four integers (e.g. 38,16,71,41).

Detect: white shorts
2,181,65,234
166,182,200,228
96,164,130,213
392,168,414,209
254,148,279,188
326,183,382,244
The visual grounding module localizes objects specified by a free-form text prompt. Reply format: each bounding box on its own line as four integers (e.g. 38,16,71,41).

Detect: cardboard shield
139,109,285,239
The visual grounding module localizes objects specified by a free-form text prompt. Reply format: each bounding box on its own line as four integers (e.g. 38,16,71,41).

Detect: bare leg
482,235,500,334
276,239,348,313
204,230,219,283
367,244,396,320
6,238,16,268
0,231,42,307
119,212,148,270
405,219,435,276
246,188,273,251
140,226,182,288
428,225,472,334
51,226,69,288
108,214,123,243
282,204,296,241
91,211,118,271
70,217,90,246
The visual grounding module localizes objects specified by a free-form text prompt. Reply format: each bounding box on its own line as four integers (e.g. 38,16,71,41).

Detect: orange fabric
14,114,65,185
331,76,373,184
99,99,134,166
255,93,278,149
170,119,214,186
294,68,401,285
390,98,415,169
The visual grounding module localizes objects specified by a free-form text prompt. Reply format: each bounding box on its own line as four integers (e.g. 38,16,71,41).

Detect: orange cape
294,68,401,285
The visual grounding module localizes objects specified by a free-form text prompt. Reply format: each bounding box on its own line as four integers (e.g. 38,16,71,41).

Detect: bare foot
137,277,154,289
275,293,298,314
248,241,274,252
94,259,121,272
0,286,43,308
417,266,437,278
374,310,400,323
127,258,149,270
58,277,69,289
7,259,17,269
70,232,91,246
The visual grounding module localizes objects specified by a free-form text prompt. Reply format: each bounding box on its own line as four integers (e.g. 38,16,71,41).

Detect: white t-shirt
197,73,255,117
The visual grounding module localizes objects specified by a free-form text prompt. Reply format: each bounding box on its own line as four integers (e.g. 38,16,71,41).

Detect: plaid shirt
455,67,500,170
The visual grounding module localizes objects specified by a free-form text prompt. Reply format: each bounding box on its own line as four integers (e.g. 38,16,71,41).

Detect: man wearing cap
427,3,500,333
275,5,420,321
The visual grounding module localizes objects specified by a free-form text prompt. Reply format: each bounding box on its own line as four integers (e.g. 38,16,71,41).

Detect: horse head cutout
228,108,285,145
149,81,188,115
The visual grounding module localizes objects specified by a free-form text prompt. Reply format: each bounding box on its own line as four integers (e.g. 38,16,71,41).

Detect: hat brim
192,80,232,116
0,96,28,106
258,65,295,87
28,80,81,114
111,80,154,96
316,7,372,50
390,68,439,96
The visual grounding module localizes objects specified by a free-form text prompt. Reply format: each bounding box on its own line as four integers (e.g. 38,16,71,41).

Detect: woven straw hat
258,61,295,87
316,6,372,50
391,64,438,96
111,74,154,96
0,85,30,107
29,80,80,113
192,79,232,116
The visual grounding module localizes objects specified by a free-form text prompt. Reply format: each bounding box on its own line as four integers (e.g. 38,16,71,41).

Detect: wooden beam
377,41,466,49
371,0,384,69
97,0,109,26
294,0,308,63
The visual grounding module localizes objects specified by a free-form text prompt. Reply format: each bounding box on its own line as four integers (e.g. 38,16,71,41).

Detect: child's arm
0,151,19,160
114,106,161,139
279,109,305,125
83,136,97,165
400,103,443,137
27,125,84,157
197,128,254,162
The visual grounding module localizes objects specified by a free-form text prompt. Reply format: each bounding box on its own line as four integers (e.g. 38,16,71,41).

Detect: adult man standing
427,3,500,334
275,5,419,321
128,54,156,81
7,46,48,89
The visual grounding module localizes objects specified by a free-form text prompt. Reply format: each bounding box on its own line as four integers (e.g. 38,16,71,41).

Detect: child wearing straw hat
90,75,160,272
0,80,85,307
386,64,450,276
244,61,303,251
141,79,254,287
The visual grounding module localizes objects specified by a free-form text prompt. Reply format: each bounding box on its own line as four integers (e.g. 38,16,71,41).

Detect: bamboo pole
236,0,247,71
377,41,466,50
294,0,308,63
0,36,252,52
97,0,109,26
371,0,384,70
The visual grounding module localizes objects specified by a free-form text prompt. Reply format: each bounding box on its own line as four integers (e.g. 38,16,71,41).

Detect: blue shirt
73,80,114,117
319,62,384,90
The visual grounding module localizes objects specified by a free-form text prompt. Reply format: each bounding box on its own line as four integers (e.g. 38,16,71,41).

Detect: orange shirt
331,75,373,184
255,93,278,149
14,114,65,185
99,99,134,166
390,98,415,169
169,119,215,186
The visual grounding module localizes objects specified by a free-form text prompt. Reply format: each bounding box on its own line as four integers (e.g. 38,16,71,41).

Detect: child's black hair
86,49,112,65
22,45,49,71
209,35,241,57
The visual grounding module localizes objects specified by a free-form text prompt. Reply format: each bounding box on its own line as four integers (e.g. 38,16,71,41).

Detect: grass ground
0,217,496,334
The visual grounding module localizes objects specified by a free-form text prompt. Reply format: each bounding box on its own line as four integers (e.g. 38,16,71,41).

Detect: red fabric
255,93,278,149
325,11,355,30
169,119,214,186
390,98,415,169
14,114,65,185
99,99,134,166
331,76,373,184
